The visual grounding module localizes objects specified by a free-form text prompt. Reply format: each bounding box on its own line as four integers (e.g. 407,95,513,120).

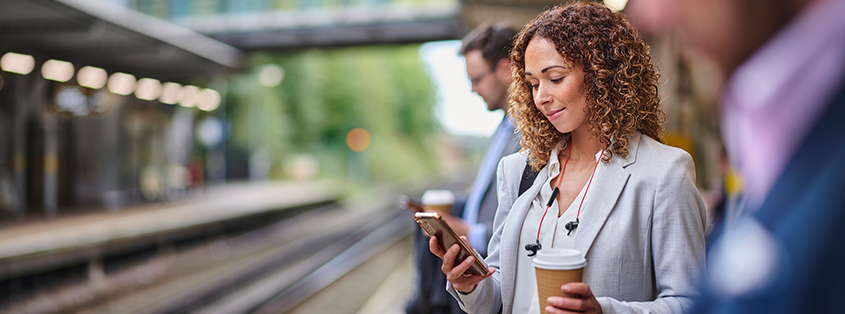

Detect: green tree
228,44,440,185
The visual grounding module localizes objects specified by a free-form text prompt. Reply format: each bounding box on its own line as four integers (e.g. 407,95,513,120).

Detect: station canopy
134,0,586,50
460,0,584,31
0,0,243,83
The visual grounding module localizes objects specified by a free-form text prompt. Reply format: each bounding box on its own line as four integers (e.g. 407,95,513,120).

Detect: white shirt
512,147,604,314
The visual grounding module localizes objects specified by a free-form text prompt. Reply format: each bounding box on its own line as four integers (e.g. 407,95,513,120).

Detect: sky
419,40,504,138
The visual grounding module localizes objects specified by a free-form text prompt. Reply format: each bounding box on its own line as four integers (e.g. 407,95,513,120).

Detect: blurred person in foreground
429,3,707,313
628,0,845,312
406,24,520,314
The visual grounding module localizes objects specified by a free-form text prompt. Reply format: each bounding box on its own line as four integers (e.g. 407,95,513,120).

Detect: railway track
63,202,415,314
0,176,473,314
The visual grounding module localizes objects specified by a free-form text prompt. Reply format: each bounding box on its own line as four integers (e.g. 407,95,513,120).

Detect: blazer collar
572,132,640,256
505,158,548,230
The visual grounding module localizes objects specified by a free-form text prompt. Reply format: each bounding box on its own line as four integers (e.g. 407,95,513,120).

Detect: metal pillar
12,75,27,217
43,110,58,217
207,78,227,185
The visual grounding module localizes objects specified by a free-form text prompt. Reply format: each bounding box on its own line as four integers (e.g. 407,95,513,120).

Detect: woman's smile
545,107,565,121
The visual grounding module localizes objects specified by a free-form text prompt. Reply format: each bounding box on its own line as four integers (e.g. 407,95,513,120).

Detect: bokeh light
41,59,74,82
0,52,35,75
197,88,221,111
604,0,628,11
54,86,90,116
140,165,163,200
159,82,182,104
346,128,371,152
77,66,107,89
135,78,162,101
179,85,201,107
90,89,112,113
196,116,224,148
107,72,137,96
286,154,319,181
258,64,284,87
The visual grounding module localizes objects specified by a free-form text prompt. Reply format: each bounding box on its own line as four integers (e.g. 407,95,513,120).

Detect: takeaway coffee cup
533,248,587,314
421,190,455,217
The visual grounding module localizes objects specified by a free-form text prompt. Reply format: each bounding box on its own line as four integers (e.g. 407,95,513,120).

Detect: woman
429,2,706,314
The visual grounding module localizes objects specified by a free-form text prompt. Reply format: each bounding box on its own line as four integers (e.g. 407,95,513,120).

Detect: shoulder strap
518,162,539,197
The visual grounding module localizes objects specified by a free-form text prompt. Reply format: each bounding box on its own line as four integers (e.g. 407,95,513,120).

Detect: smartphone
414,212,490,276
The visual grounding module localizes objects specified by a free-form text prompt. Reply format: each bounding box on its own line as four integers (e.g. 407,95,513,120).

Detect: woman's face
524,37,590,135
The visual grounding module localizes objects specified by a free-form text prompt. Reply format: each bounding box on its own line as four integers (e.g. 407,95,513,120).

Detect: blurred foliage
226,44,441,184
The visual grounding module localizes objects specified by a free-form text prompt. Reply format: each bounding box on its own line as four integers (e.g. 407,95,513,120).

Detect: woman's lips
546,108,564,121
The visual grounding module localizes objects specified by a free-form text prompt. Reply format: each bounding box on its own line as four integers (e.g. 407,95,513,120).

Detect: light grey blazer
447,133,707,314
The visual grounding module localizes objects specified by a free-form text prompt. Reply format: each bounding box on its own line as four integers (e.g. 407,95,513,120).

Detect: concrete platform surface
0,180,341,262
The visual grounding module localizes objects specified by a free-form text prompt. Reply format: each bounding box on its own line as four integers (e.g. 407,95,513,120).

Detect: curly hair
509,2,664,171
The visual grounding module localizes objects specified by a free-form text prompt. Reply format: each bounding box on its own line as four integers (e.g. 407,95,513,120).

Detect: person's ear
495,58,511,80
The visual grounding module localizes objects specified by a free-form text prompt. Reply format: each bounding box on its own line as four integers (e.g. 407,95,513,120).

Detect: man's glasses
469,63,497,85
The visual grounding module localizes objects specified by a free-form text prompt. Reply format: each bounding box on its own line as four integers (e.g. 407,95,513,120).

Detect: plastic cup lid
421,190,455,205
532,248,587,270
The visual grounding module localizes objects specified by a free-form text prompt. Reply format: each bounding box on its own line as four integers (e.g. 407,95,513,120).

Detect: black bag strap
518,162,539,197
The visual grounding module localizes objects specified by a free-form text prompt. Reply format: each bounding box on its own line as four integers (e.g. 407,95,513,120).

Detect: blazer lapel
573,134,639,256
501,159,548,300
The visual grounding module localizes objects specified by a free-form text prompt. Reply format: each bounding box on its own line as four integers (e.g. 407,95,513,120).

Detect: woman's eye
551,78,563,83
530,84,539,89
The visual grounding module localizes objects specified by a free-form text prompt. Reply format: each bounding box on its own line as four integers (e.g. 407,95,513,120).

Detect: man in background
406,24,519,314
629,0,845,312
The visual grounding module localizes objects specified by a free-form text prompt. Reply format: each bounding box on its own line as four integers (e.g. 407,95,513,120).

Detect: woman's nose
534,83,551,106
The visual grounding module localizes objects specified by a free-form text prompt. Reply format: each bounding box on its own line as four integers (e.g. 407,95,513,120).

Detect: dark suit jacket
406,118,520,314
692,80,845,313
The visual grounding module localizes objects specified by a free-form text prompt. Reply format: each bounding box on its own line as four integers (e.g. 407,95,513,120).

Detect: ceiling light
107,72,136,96
159,82,182,105
135,78,162,101
197,89,221,111
41,59,75,82
77,66,107,89
179,85,200,108
1,52,35,75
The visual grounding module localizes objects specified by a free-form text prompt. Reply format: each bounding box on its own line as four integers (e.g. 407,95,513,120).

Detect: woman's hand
428,235,495,293
545,282,603,314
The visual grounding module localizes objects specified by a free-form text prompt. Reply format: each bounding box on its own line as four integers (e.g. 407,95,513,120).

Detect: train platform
0,176,466,313
357,254,415,314
0,180,342,279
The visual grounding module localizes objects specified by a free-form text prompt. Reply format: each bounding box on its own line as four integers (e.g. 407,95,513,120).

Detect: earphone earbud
564,218,580,236
524,239,542,257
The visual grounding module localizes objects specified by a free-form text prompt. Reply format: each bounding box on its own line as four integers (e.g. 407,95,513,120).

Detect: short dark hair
459,23,517,65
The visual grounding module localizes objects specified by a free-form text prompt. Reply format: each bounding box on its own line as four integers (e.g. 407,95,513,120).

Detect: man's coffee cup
532,248,587,314
421,190,454,217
